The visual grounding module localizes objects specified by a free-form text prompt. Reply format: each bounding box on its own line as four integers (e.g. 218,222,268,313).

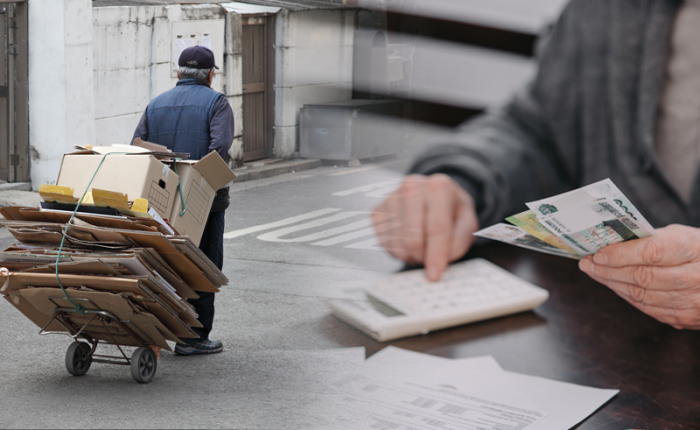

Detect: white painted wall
91,8,234,137
274,9,355,159
92,6,167,147
28,0,95,189
90,4,244,166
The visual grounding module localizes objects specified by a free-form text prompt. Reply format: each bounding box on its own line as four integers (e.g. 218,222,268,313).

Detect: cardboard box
56,154,179,220
170,151,236,246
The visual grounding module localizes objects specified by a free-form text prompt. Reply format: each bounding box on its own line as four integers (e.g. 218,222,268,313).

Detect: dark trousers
188,210,225,339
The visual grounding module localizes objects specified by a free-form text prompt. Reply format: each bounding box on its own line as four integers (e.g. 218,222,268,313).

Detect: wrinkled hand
579,224,700,329
371,174,479,282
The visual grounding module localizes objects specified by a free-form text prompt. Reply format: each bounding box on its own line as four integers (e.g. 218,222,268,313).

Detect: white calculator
329,258,549,342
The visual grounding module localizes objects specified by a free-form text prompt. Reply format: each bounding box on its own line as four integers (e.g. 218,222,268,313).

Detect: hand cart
39,297,159,384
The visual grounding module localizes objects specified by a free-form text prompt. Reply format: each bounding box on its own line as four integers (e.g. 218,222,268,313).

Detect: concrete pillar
225,12,244,167
28,0,95,189
273,10,355,160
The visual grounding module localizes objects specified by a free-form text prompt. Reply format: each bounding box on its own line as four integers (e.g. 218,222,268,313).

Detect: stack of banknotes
474,179,657,260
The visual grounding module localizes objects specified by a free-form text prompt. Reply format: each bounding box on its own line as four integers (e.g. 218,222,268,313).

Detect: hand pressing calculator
329,258,549,342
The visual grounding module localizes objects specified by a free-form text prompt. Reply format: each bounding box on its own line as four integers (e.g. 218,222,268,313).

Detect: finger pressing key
424,177,457,281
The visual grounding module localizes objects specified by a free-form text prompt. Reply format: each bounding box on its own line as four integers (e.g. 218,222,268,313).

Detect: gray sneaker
174,338,223,355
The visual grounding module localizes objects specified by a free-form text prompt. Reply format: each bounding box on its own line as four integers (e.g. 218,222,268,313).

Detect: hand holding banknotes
371,174,479,281
579,224,700,330
373,177,655,281
373,176,700,329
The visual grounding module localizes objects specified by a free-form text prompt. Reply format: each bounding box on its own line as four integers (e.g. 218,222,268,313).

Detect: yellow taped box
39,185,77,204
92,189,129,210
56,154,179,220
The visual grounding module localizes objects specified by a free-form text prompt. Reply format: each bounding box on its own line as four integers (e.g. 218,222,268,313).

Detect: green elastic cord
55,152,129,314
172,161,187,217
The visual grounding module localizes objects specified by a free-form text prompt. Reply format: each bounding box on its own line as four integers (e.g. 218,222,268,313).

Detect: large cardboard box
170,151,236,246
56,154,179,219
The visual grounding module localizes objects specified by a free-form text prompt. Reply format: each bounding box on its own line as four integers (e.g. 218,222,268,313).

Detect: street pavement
0,159,413,429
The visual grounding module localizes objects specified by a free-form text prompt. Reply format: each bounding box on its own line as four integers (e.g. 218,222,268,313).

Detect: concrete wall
92,5,170,147
273,9,355,159
91,4,244,166
27,3,354,186
28,0,96,188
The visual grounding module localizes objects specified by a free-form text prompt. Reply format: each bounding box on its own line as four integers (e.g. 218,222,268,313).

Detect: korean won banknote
475,179,656,258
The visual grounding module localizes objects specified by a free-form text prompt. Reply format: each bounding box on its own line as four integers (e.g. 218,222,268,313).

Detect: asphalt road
0,159,413,429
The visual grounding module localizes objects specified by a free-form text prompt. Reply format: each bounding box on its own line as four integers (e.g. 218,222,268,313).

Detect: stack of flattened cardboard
0,146,235,352
0,206,228,351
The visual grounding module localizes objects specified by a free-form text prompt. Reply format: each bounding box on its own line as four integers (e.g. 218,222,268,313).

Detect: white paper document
323,347,618,430
201,33,212,50
331,373,548,429
173,38,186,69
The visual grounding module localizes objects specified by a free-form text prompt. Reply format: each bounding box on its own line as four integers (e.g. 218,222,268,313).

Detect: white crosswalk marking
223,208,341,239
257,212,369,243
311,222,391,247
310,227,374,246
364,184,400,198
345,237,384,250
331,180,400,197
287,219,373,243
224,207,388,251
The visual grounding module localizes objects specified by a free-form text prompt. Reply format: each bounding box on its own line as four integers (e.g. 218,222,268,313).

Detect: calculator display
366,293,405,317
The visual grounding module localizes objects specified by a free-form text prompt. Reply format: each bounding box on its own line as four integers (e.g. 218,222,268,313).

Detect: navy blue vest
145,79,223,160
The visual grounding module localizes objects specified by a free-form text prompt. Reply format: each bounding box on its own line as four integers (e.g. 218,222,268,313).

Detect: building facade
22,0,356,189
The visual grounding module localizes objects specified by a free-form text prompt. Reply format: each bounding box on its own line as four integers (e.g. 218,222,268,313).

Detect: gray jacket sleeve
209,96,235,212
208,96,235,161
409,4,579,228
132,109,148,143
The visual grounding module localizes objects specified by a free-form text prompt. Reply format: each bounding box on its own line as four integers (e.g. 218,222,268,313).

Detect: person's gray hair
178,66,213,81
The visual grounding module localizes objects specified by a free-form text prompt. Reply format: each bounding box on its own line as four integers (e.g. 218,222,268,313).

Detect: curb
232,159,322,183
0,182,32,192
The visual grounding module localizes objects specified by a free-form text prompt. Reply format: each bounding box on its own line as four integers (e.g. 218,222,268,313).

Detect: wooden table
328,243,700,429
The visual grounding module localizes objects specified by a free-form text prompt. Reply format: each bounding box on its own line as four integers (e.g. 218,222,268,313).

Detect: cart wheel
65,342,92,377
131,347,157,384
